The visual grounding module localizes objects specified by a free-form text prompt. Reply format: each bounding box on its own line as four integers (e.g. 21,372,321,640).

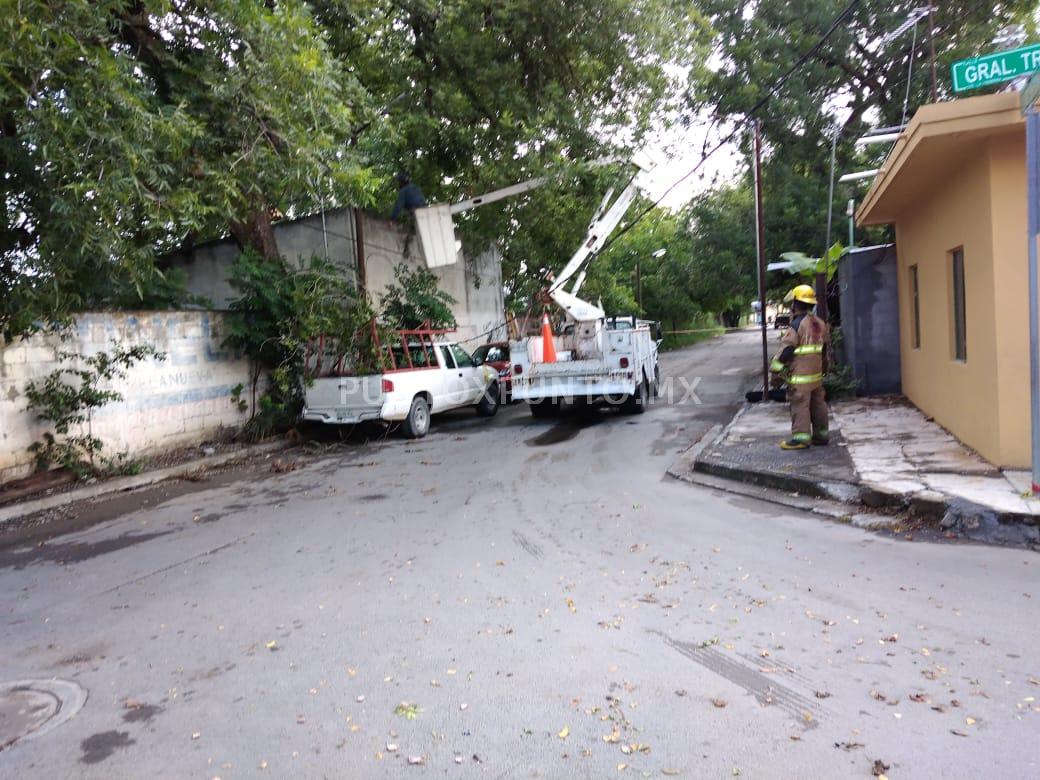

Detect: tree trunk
230,207,280,261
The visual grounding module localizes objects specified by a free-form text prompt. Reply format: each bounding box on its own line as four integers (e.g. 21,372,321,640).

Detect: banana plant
767,242,845,282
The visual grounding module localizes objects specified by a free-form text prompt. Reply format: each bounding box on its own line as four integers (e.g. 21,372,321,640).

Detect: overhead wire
901,17,920,126
595,0,863,256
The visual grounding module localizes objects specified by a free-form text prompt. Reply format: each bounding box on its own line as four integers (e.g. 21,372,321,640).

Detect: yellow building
857,92,1029,468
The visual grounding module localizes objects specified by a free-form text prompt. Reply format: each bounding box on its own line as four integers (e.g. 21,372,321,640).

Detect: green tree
1,0,373,340
311,0,709,307
587,209,690,325
671,0,1037,320
692,1,1036,155
224,250,379,438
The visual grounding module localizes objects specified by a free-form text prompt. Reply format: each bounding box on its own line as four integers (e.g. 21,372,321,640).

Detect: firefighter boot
779,434,811,450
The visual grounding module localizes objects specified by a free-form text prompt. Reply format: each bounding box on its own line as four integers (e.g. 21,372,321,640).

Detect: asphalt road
1,330,1038,779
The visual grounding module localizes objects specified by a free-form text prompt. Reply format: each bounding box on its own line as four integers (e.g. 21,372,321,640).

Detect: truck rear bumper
301,406,384,425
511,374,635,401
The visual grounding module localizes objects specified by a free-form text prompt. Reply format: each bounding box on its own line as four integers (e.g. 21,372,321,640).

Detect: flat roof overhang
856,92,1024,227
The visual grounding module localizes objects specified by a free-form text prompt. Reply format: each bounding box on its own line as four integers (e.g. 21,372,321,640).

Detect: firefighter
770,284,831,450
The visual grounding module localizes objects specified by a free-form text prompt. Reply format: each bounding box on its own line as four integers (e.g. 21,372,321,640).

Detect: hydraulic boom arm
546,155,655,321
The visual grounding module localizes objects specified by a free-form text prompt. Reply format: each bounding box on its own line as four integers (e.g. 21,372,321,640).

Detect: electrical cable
594,0,863,257
901,18,919,126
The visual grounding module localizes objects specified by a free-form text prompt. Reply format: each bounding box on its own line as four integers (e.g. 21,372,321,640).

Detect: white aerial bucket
414,204,459,268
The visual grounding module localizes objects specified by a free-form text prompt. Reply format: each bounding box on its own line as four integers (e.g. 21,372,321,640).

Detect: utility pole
636,258,642,313
1027,105,1040,495
753,120,769,400
928,5,938,102
847,198,856,248
820,128,838,322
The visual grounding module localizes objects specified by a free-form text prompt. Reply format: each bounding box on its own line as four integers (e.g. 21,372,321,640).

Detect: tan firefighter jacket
770,313,831,389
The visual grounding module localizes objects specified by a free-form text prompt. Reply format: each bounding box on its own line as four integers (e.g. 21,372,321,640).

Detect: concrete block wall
164,208,507,349
359,213,507,346
0,311,252,485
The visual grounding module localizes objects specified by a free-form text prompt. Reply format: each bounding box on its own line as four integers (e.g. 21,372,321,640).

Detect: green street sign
951,43,1040,92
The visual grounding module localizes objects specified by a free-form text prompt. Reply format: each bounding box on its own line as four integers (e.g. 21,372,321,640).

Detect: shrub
25,342,166,477
380,263,456,330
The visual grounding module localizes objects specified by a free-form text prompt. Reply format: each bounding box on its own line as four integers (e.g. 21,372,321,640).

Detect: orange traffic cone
540,312,557,363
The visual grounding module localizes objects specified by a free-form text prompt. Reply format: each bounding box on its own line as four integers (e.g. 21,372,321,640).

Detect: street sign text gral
952,43,1040,93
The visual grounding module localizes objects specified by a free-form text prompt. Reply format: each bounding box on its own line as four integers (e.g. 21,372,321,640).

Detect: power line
596,0,863,255
901,16,920,125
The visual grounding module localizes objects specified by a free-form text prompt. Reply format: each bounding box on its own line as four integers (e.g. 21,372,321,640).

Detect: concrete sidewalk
673,395,1040,546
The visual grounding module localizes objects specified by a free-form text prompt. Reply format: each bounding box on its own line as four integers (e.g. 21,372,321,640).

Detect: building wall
0,312,252,484
165,209,506,348
988,139,1031,466
837,245,901,396
895,146,1004,463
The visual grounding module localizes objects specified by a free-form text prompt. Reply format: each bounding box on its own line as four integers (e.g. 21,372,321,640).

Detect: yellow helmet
784,284,817,305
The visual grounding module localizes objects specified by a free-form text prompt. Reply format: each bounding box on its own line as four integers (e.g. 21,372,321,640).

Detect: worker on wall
770,284,831,450
388,172,427,225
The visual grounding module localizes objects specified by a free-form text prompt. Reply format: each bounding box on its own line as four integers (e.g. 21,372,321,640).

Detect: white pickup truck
510,315,660,417
301,331,499,438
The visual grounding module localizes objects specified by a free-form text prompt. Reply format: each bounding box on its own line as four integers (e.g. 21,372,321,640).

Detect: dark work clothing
390,183,427,221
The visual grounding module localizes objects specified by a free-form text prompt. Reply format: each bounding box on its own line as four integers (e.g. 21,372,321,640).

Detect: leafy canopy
1,0,371,340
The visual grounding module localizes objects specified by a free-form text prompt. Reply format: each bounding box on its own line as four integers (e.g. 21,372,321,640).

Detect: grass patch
660,315,725,351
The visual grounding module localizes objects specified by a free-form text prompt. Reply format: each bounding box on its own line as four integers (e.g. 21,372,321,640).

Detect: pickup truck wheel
476,383,499,417
402,395,431,438
622,379,648,415
529,398,560,418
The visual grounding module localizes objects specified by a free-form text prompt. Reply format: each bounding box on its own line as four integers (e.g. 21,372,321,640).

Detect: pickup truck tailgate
303,375,385,424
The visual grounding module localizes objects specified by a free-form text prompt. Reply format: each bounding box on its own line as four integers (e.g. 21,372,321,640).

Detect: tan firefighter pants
788,384,828,443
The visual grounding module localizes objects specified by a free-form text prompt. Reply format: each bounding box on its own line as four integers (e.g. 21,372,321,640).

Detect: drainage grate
0,679,87,751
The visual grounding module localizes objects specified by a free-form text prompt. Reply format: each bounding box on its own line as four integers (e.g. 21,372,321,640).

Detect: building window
951,248,966,361
909,264,921,349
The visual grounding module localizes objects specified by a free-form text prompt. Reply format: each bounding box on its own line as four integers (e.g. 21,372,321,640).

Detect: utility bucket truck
509,157,661,417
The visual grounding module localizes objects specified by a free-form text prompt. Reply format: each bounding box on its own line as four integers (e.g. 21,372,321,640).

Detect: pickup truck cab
302,331,499,438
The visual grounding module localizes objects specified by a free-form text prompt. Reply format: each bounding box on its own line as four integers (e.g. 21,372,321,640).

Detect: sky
635,62,745,210
640,110,745,209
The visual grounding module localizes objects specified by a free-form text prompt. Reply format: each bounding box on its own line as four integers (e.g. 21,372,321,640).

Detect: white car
302,334,499,438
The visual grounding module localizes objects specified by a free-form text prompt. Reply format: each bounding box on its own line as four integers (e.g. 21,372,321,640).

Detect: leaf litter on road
394,702,421,719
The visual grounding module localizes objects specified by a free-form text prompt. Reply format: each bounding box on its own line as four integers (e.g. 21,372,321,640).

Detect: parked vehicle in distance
302,329,499,438
472,341,512,401
774,314,791,330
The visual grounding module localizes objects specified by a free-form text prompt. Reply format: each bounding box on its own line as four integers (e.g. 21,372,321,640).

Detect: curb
0,439,290,526
666,449,900,531
669,411,1039,547
692,455,861,503
683,403,864,503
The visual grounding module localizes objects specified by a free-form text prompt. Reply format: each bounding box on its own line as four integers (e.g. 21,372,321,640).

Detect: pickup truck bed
302,336,498,438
